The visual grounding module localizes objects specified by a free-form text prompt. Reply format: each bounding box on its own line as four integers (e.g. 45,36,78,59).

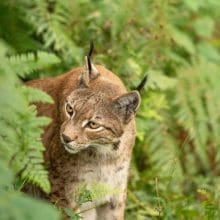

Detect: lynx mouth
60,136,88,154
63,143,89,154
60,136,120,155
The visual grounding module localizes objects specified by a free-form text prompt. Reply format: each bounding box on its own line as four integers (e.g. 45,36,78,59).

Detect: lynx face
60,86,140,155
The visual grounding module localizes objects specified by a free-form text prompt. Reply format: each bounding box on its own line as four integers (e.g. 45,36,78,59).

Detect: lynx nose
62,134,72,143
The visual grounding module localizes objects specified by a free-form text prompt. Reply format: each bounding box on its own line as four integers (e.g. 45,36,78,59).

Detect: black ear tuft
112,91,141,124
87,40,94,74
79,41,99,87
88,40,94,59
135,75,148,91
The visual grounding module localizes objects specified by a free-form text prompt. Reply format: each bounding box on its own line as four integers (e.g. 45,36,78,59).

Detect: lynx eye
87,121,100,129
66,104,73,116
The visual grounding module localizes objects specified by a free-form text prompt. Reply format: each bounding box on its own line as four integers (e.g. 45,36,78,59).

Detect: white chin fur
61,136,86,154
63,142,89,154
64,144,80,154
61,138,119,156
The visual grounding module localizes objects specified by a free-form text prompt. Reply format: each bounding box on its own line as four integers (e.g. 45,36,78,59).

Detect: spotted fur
25,64,140,220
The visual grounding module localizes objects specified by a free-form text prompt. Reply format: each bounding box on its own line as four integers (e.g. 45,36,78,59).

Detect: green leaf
183,0,203,11
0,191,60,220
194,16,214,38
147,69,177,90
77,186,93,206
21,86,54,104
64,208,81,220
8,51,60,77
0,160,13,187
197,43,220,62
170,27,195,54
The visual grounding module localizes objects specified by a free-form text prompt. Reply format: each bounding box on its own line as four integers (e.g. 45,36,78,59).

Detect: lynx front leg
96,199,125,220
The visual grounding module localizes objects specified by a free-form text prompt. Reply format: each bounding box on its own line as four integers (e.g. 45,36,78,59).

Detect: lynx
25,43,146,220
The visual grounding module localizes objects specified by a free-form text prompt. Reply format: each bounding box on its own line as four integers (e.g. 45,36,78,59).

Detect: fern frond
134,90,183,190
175,60,220,173
9,106,52,193
0,41,57,194
21,86,54,104
8,51,60,77
28,0,82,64
0,189,60,220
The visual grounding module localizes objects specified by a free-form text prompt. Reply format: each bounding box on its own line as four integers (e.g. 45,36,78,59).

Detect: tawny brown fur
25,65,140,220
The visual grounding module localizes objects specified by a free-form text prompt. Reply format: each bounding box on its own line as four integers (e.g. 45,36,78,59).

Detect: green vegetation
0,0,220,219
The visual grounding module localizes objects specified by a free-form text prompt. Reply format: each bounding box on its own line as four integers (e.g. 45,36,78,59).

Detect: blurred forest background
0,0,220,219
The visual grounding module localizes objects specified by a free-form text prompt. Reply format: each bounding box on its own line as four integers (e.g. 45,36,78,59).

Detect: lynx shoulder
25,44,143,220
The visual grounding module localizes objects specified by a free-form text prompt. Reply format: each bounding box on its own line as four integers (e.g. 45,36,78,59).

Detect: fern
0,190,60,220
13,106,52,193
21,86,54,104
175,59,220,174
0,43,59,193
0,40,61,218
26,0,83,64
8,51,60,77
1,0,220,219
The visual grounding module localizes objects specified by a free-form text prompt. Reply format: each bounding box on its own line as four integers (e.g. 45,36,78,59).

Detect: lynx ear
112,91,141,124
80,41,100,87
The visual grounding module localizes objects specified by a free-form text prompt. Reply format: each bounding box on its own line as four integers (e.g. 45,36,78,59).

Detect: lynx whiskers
25,42,147,220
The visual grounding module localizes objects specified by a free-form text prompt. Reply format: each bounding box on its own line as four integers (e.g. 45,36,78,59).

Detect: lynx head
60,43,143,156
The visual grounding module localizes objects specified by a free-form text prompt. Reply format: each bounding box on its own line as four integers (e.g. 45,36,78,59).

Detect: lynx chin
24,43,146,220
